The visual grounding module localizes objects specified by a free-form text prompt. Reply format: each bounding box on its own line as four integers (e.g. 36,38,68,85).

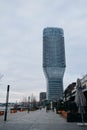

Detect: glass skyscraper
43,27,66,101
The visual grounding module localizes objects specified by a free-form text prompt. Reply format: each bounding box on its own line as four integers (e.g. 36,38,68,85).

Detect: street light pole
28,96,30,113
4,85,10,121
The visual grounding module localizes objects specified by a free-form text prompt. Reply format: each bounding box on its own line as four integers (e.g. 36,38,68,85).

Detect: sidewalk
0,109,87,130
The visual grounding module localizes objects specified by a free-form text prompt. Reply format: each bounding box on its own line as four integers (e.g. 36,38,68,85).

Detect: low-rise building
63,82,76,101
63,74,87,102
81,75,87,100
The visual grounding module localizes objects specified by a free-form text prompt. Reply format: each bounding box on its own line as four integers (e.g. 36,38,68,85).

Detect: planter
10,109,17,113
67,112,87,122
19,108,25,112
61,111,67,118
57,110,62,114
0,111,4,116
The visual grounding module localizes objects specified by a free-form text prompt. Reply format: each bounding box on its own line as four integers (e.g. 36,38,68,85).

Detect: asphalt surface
0,109,87,130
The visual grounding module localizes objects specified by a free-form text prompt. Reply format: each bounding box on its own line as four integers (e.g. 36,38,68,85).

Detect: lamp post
28,96,30,113
4,85,10,121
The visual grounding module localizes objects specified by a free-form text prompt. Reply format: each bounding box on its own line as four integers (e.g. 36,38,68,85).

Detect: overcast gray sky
0,0,87,103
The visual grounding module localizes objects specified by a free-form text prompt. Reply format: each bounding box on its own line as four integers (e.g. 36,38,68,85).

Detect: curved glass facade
43,27,66,100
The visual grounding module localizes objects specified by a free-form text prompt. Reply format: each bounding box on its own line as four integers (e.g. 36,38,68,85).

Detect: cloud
0,0,87,102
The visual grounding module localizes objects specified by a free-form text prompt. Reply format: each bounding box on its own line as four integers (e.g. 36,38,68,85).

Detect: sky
0,0,87,103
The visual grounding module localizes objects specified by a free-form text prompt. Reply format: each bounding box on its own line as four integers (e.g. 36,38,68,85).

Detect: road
0,109,87,130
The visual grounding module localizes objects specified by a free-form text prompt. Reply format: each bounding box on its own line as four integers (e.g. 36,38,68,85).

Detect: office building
43,27,66,100
40,92,46,102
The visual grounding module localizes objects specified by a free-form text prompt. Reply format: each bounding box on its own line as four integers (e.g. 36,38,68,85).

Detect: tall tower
43,27,66,101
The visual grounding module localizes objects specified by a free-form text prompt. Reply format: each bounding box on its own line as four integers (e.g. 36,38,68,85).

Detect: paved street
0,109,87,130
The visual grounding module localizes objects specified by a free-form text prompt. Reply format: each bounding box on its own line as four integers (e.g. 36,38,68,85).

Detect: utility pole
4,85,10,121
